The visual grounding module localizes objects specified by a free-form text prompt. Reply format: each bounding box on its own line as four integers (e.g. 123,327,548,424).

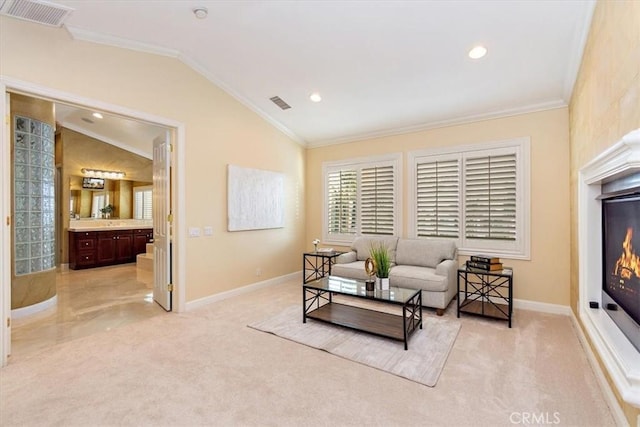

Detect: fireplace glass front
602,194,640,352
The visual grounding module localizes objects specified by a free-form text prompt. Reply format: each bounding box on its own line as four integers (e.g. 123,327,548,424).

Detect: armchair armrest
336,251,357,264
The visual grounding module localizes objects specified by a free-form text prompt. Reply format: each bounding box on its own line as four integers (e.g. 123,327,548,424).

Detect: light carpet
249,305,461,387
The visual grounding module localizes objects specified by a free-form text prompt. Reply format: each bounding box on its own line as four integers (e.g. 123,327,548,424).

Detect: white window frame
322,153,402,245
91,191,108,218
133,185,153,220
408,137,530,260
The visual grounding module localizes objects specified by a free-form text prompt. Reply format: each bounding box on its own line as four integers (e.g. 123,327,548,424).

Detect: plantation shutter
360,165,395,235
327,169,357,235
134,188,153,220
464,153,517,240
416,159,459,238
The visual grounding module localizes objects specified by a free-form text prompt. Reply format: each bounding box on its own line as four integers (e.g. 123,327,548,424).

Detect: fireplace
578,128,640,408
601,192,640,352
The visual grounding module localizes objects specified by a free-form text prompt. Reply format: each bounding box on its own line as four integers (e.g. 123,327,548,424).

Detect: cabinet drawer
77,238,95,249
76,231,96,238
76,251,96,266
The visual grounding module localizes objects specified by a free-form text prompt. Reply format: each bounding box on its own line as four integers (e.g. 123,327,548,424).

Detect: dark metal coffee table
303,275,422,350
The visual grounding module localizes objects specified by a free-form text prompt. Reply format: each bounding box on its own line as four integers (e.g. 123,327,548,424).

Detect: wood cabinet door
116,232,134,262
97,232,117,264
133,232,148,256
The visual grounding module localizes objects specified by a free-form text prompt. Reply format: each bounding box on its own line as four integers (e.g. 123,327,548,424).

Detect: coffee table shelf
303,276,422,350
306,302,406,341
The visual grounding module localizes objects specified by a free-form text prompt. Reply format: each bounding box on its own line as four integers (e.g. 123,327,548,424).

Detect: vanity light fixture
81,168,126,179
468,45,488,59
309,92,322,103
92,112,103,119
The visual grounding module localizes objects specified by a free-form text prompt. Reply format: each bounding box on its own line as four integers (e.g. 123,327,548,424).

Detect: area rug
248,305,461,387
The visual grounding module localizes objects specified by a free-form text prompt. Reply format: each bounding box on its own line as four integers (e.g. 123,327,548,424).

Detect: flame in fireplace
614,228,640,280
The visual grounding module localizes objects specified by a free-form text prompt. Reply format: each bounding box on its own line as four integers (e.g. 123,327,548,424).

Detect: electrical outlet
255,268,262,276
203,226,213,236
188,227,201,237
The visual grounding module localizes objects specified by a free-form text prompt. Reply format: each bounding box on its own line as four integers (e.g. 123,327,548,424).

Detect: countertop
68,225,153,232
68,219,153,232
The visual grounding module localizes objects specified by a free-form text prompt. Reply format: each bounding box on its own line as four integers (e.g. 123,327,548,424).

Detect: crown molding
562,0,597,102
307,100,567,148
65,26,181,58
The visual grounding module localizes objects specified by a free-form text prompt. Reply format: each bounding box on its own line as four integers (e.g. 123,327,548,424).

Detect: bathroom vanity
68,222,153,270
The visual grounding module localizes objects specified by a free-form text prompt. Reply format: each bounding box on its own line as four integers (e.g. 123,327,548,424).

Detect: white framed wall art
227,164,284,231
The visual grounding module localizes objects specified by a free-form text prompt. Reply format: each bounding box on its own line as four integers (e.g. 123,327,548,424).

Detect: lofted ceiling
54,103,165,159
26,1,596,147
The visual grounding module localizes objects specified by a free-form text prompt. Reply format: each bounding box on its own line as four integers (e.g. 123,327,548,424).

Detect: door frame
0,76,187,367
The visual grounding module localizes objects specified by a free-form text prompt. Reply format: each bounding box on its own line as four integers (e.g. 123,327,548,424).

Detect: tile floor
10,264,166,360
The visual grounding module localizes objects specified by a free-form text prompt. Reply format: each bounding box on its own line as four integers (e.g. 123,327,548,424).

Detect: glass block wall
14,115,56,275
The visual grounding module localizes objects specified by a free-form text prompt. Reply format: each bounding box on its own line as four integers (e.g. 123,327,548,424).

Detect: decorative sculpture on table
364,257,376,291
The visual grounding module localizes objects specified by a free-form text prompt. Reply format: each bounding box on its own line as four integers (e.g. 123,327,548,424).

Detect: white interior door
1,89,11,366
153,134,171,311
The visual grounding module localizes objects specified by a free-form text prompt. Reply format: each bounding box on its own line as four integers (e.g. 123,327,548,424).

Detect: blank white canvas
227,165,284,231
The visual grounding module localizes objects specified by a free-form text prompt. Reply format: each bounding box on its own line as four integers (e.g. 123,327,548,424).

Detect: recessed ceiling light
309,93,322,103
468,45,488,59
193,7,208,19
92,112,103,119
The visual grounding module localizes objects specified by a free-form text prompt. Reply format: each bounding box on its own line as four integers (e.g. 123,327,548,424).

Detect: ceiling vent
0,0,74,27
269,96,291,110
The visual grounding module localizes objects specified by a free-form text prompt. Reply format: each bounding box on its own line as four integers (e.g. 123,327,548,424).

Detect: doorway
0,79,186,366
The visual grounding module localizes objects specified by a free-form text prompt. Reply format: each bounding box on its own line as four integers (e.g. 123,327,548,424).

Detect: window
134,186,153,220
409,138,530,259
91,192,108,218
323,154,402,244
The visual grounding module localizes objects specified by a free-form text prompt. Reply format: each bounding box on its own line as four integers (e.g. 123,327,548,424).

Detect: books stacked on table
466,255,503,271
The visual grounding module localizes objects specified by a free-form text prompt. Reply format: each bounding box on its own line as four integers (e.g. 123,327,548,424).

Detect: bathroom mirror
69,175,151,219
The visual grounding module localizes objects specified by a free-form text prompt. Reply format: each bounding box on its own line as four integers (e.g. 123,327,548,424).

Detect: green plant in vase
100,204,115,219
369,242,391,290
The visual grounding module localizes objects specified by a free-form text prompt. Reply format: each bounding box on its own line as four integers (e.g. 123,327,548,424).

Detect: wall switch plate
188,227,201,237
203,226,213,236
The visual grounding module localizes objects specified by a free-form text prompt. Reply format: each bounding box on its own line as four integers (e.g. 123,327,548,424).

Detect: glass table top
304,275,420,304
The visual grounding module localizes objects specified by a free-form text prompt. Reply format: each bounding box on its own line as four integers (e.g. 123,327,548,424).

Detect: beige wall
307,108,571,305
569,0,640,424
9,94,57,309
0,17,306,302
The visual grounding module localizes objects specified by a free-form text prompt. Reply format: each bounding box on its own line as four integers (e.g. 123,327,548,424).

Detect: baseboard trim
569,312,629,427
11,295,58,321
513,298,572,315
185,271,301,311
